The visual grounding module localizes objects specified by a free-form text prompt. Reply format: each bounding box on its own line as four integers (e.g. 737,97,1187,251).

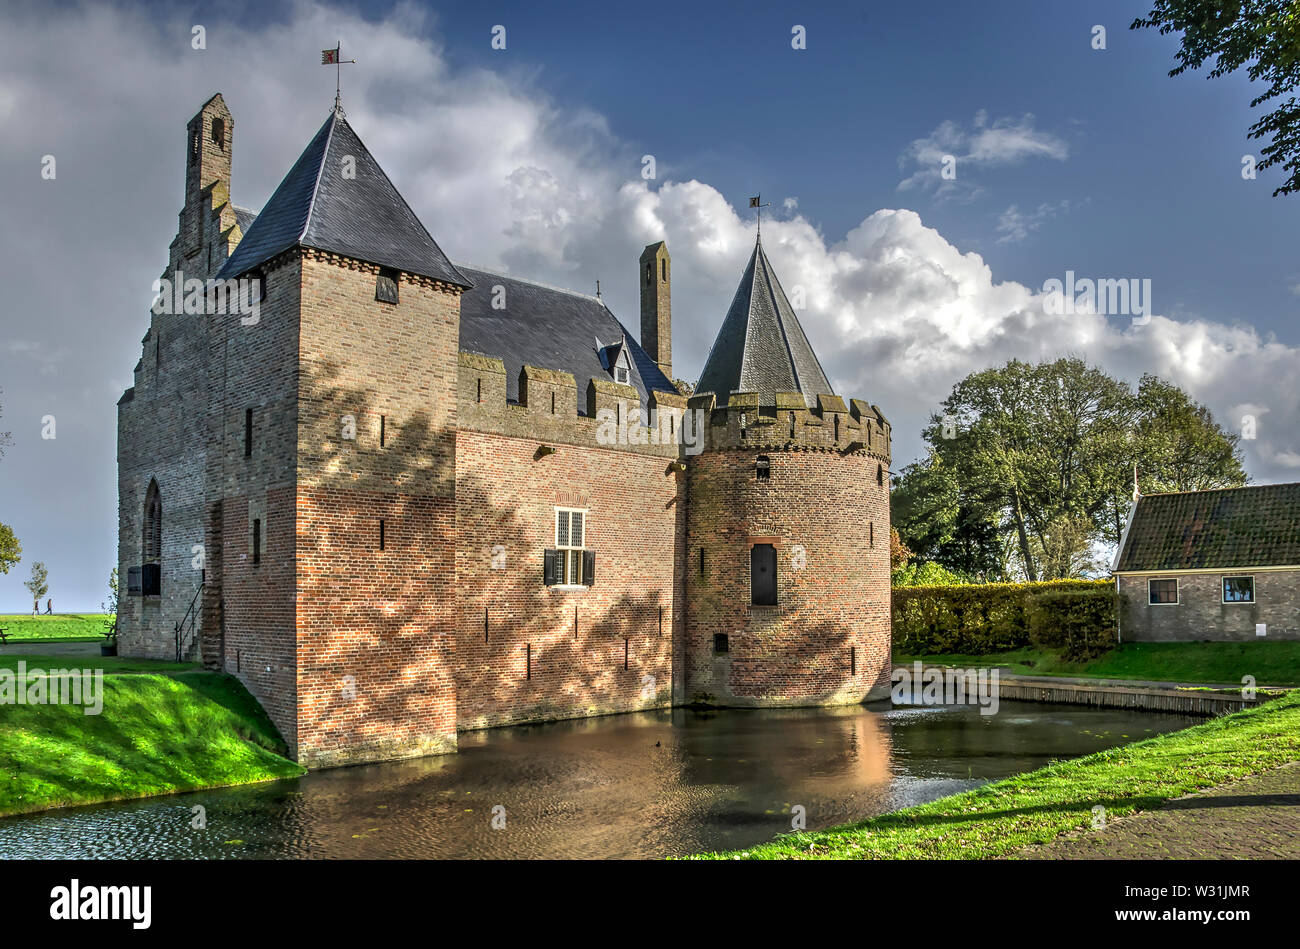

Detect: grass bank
894,641,1300,686
694,690,1300,859
0,614,112,643
0,658,303,818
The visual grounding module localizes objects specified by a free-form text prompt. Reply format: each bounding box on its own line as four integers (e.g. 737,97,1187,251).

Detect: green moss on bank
0,668,303,817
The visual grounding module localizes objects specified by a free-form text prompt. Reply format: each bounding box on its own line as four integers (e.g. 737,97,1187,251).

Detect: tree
1133,1,1300,196
0,389,16,576
102,567,119,640
24,560,49,609
889,526,912,570
0,523,19,575
673,378,695,397
892,358,1246,581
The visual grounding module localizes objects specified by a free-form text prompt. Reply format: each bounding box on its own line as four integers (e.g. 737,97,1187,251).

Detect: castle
116,94,893,767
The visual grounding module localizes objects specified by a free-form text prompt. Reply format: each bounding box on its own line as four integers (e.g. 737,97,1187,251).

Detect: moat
0,700,1196,859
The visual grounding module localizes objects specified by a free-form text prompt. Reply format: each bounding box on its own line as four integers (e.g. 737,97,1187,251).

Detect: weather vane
322,41,357,115
748,194,771,240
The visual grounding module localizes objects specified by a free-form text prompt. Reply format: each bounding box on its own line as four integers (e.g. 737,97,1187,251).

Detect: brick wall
453,429,684,729
1119,571,1300,641
290,253,463,766
685,445,892,706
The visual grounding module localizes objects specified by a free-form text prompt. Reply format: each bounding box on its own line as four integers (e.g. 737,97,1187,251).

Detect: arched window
877,463,884,486
661,259,667,281
211,117,225,148
143,479,162,564
141,479,162,597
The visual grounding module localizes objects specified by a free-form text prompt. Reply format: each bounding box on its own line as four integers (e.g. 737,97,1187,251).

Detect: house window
1148,578,1179,605
756,455,770,480
548,508,592,586
375,267,399,304
751,543,777,606
1222,576,1255,604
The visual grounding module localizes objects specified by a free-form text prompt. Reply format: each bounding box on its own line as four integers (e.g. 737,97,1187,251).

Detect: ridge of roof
454,263,604,304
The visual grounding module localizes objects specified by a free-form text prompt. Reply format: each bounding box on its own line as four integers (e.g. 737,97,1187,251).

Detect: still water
1,700,1195,859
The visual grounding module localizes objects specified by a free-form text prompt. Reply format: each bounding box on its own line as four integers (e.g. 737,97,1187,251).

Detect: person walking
46,598,52,615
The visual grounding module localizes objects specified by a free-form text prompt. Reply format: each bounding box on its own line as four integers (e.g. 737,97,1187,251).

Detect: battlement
457,351,688,458
686,390,891,460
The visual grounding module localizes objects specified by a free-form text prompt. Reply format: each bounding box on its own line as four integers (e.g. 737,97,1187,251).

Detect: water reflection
0,700,1194,859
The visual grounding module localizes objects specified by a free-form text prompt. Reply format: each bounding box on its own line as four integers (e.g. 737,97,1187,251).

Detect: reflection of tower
684,237,892,708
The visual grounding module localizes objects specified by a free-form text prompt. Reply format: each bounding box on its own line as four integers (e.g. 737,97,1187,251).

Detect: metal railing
174,581,205,663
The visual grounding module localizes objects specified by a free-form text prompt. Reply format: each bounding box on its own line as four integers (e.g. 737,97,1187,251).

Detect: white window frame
614,365,630,385
554,507,589,587
1221,575,1255,604
1147,577,1179,605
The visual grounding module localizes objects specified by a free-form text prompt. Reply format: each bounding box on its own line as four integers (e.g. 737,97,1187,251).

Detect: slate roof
456,265,677,409
233,206,257,234
216,110,469,288
1115,483,1300,571
696,237,835,408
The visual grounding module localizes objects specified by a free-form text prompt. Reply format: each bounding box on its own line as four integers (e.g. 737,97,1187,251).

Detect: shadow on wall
254,355,683,762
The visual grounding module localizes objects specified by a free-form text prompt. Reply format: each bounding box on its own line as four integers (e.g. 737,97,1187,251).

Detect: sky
1,0,1298,609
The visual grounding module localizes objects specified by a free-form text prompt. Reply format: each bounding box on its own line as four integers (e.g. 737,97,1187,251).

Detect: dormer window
614,366,629,385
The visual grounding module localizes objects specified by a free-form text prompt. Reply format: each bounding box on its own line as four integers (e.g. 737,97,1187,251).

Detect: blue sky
1,0,1298,608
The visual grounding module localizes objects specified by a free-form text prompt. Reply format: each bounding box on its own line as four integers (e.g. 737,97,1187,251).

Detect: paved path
1020,762,1300,859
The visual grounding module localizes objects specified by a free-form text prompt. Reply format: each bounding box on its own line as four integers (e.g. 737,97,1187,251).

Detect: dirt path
1019,761,1300,859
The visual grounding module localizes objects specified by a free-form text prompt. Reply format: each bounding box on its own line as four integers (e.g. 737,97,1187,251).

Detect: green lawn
894,641,1300,687
0,614,113,643
0,655,304,817
694,689,1300,859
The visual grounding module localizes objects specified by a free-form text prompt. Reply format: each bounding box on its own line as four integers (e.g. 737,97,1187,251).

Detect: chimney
179,93,234,276
639,241,671,378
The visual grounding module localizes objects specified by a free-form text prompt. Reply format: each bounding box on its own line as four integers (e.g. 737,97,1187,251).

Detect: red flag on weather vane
321,41,357,113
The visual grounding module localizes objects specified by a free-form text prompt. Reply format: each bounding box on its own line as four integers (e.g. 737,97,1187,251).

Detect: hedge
892,579,1116,656
1026,586,1119,660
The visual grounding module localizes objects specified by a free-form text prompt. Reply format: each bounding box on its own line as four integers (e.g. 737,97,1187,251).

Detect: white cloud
897,113,1069,198
995,200,1073,244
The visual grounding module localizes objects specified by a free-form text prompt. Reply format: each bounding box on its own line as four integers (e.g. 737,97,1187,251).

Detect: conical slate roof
696,238,834,408
217,110,469,288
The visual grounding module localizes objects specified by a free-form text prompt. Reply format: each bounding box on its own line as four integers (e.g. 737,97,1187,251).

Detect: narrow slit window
380,415,386,448
379,519,386,551
252,518,261,565
476,378,482,403
244,408,253,458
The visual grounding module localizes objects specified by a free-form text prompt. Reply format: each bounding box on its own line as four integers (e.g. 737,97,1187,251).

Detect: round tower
684,238,892,707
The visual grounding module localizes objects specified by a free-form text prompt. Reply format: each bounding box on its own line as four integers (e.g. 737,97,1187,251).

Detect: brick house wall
1119,570,1300,641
